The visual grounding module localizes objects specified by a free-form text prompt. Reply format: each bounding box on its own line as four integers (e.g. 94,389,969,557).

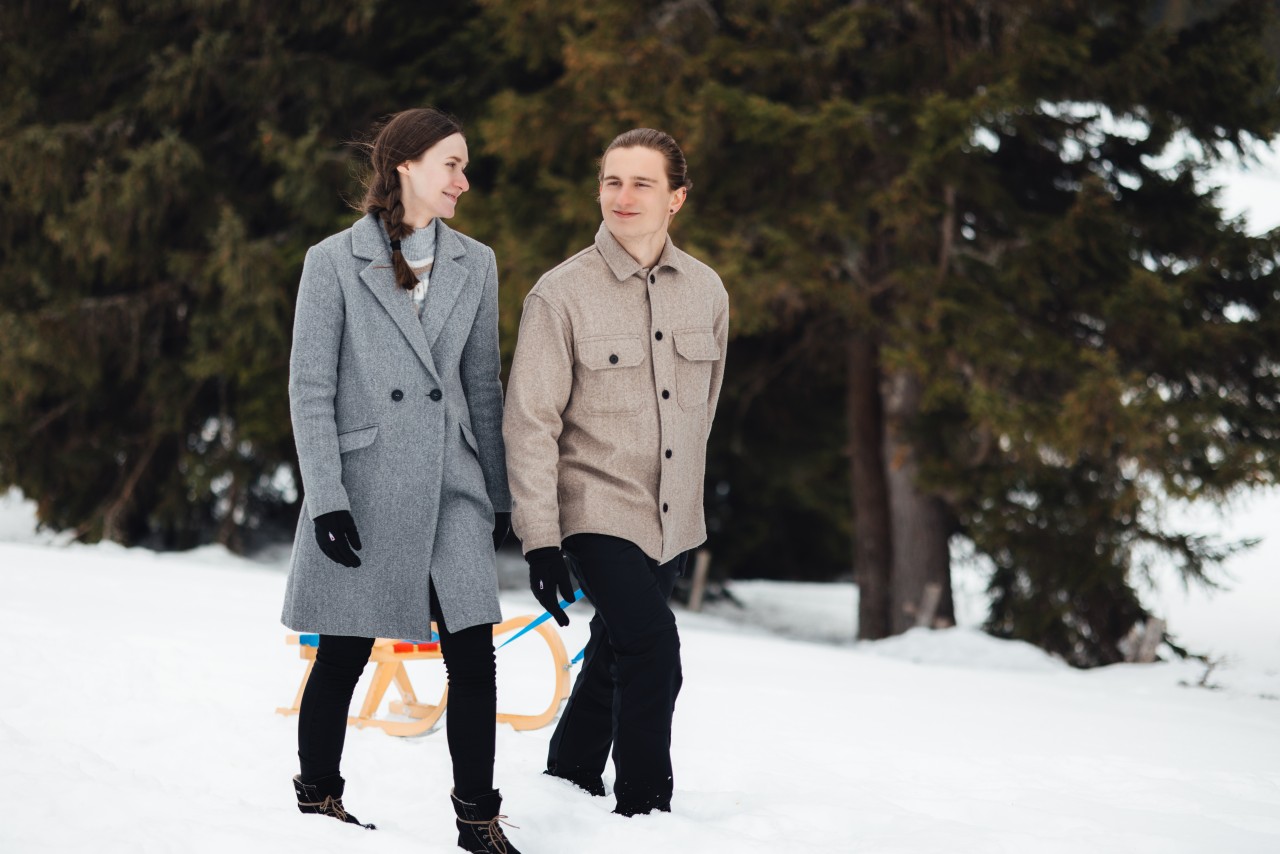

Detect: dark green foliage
0,0,506,548
471,0,1280,664
3,1,1278,667
704,326,851,582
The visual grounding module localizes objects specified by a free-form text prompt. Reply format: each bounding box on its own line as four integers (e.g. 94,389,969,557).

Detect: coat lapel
350,214,440,381
420,221,469,351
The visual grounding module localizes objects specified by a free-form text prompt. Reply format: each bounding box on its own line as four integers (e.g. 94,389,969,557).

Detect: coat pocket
459,422,480,457
672,328,719,413
336,424,378,454
575,334,647,415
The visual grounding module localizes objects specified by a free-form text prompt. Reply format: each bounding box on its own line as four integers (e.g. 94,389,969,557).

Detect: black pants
296,584,497,800
548,533,686,814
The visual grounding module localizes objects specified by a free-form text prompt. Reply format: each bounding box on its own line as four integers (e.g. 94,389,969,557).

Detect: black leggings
296,584,497,799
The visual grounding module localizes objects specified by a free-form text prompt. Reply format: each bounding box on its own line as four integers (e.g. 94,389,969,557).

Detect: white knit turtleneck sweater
398,218,438,319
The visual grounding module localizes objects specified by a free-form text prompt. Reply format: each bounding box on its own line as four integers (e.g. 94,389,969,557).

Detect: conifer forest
3,1,1279,665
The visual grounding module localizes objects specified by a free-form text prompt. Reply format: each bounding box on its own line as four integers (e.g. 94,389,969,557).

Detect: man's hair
599,128,693,193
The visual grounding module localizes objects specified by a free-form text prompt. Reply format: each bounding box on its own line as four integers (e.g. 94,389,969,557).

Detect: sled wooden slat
276,614,571,735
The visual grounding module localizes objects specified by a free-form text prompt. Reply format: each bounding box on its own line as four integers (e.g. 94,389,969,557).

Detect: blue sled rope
495,588,584,651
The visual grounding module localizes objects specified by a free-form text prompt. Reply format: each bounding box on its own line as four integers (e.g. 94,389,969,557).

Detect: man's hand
313,510,363,568
526,546,574,626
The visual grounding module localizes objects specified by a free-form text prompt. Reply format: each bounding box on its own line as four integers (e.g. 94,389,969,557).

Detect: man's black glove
314,510,362,568
526,546,574,627
492,511,512,552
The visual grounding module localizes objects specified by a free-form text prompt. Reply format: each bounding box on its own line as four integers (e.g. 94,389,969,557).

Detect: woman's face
397,132,470,224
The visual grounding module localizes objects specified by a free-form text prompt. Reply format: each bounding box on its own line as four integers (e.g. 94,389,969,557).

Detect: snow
2,490,1279,853
1205,139,1280,235
1140,489,1280,673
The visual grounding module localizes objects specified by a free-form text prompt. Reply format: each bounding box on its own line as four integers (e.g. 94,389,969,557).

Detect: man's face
599,146,684,244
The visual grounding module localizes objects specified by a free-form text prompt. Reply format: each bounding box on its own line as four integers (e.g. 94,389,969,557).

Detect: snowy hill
1,491,1279,852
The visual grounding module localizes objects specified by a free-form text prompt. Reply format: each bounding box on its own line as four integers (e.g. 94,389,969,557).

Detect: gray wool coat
281,213,511,639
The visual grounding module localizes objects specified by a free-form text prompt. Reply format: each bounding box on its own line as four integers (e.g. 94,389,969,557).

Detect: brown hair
598,128,693,193
358,108,463,290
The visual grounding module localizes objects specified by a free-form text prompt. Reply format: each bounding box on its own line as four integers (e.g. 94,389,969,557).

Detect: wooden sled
276,614,572,736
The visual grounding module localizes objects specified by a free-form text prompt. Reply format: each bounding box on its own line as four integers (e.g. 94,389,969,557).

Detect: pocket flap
336,424,378,454
459,422,479,454
673,329,720,362
578,334,646,370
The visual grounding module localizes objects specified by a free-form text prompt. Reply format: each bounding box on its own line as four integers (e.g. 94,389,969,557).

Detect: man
503,128,729,817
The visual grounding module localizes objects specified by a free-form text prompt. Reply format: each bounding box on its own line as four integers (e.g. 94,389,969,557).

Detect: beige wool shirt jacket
503,223,729,565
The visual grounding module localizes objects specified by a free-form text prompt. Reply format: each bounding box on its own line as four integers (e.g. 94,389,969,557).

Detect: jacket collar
351,211,465,264
350,213,472,382
593,222,682,282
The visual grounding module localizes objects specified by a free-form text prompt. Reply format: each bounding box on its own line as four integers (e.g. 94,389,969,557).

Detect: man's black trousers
548,533,687,815
296,583,497,799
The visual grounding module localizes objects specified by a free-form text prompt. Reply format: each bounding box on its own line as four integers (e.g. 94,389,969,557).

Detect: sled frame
276,614,571,735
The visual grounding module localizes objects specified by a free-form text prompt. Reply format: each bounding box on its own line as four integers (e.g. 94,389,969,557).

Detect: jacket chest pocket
672,329,719,413
575,334,648,415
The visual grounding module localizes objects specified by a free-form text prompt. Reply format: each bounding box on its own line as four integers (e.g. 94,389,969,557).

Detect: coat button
609,354,619,364
649,274,656,284
662,502,669,513
429,389,443,402
665,449,672,459
654,330,663,341
391,389,404,402
662,389,670,399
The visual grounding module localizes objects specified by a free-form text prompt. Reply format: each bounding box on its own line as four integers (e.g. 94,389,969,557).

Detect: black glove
526,546,574,627
314,510,363,568
492,511,512,552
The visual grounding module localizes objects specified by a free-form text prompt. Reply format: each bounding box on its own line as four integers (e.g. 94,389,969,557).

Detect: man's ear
669,187,688,215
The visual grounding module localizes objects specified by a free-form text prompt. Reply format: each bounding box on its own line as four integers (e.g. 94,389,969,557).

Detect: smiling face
599,146,686,243
397,132,470,224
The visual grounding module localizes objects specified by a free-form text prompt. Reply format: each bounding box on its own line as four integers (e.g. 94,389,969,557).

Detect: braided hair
358,108,463,290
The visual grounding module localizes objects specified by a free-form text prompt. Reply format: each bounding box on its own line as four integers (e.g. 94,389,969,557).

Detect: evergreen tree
0,0,502,548
472,0,1280,664
5,0,1278,667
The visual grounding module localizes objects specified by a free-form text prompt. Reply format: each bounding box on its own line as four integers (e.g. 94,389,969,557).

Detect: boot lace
301,795,350,822
459,813,519,854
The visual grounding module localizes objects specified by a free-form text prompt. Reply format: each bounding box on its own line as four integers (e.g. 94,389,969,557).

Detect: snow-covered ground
1,489,1278,853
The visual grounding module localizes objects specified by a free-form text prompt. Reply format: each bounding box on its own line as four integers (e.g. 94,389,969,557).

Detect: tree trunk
882,368,954,634
848,334,893,640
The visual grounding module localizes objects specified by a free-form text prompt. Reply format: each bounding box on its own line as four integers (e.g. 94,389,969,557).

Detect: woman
281,108,521,854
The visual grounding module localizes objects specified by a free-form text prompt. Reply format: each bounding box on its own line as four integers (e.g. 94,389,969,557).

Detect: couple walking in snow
280,108,729,852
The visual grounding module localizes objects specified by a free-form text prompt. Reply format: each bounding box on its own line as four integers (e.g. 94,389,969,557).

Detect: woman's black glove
314,510,363,568
492,511,512,552
526,546,573,627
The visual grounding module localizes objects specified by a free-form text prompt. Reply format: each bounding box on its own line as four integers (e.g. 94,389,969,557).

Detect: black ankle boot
543,768,606,797
292,774,375,829
613,799,672,817
451,788,521,853
613,785,672,817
